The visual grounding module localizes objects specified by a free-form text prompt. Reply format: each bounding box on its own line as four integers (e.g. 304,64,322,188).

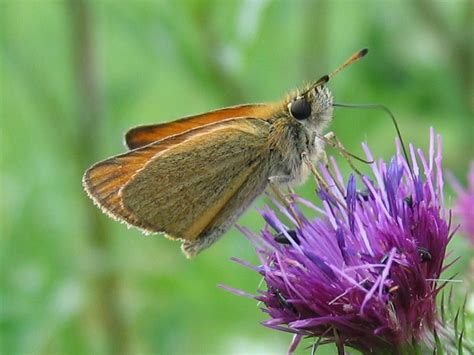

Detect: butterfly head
286,48,368,130
287,83,334,130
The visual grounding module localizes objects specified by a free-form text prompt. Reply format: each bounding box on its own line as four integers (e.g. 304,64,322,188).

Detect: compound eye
289,98,311,120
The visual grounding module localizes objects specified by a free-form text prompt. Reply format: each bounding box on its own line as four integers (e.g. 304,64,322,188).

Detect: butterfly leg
301,151,331,192
268,175,293,185
267,177,305,227
268,176,303,218
318,148,329,167
268,176,292,204
268,174,295,198
268,175,301,200
301,151,347,210
320,131,373,177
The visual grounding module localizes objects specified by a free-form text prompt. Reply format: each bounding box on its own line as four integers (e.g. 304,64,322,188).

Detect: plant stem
67,1,128,354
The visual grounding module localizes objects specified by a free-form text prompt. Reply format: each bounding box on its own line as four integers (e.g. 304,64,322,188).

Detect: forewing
120,118,271,243
83,142,166,230
125,103,278,149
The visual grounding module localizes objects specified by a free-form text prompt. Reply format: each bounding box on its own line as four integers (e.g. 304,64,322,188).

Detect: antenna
328,48,368,80
303,48,369,95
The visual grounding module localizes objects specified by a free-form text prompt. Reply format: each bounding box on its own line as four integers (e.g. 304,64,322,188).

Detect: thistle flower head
450,162,474,245
225,129,453,354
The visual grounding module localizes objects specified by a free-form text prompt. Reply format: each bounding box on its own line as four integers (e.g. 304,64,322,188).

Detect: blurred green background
1,1,473,354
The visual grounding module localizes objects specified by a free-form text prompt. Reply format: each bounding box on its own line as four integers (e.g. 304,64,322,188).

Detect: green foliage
436,287,474,354
1,1,472,354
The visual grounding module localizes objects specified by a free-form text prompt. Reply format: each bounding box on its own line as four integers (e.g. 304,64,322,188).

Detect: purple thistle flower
223,128,454,354
450,162,474,245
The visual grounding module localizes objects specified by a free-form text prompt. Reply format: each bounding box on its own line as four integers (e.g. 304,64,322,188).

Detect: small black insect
273,289,297,313
274,229,300,245
404,195,413,208
417,247,432,262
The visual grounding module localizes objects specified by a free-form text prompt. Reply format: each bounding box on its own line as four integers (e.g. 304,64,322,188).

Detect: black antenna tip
317,74,330,85
360,48,369,57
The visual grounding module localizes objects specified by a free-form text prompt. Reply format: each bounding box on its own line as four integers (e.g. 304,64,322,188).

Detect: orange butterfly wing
83,103,279,234
124,103,277,149
83,129,199,231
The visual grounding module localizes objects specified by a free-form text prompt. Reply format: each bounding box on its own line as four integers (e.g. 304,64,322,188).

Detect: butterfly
83,48,368,257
